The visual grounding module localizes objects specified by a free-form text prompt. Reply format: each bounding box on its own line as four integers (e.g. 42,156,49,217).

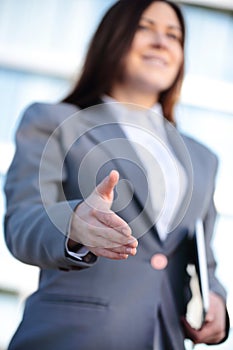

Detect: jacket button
151,253,168,270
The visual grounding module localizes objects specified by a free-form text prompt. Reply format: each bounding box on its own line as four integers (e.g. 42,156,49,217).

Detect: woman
4,1,229,349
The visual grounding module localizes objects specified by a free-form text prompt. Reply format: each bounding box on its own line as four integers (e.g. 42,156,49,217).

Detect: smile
142,55,167,67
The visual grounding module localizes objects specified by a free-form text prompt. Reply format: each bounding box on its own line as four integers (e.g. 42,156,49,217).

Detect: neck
109,84,158,109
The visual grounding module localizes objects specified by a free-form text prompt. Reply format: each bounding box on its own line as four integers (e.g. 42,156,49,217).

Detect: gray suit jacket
4,102,228,350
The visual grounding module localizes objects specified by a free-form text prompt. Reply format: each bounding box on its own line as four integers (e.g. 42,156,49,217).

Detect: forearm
4,199,98,269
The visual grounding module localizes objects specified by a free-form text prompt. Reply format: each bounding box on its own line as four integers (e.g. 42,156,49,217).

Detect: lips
142,55,167,67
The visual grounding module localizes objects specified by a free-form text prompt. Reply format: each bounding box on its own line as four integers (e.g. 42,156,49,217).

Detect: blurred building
0,1,232,349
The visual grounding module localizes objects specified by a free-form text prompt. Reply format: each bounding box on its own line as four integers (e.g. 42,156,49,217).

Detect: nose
151,31,168,49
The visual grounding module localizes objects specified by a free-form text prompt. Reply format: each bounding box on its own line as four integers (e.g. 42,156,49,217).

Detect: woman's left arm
183,158,230,344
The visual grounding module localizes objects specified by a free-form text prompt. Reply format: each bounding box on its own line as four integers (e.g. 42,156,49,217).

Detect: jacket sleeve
204,197,230,342
4,103,97,270
201,154,226,299
202,154,230,342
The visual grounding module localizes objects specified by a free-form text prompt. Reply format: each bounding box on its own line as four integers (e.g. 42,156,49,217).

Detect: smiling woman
110,1,184,108
3,1,230,350
64,0,186,123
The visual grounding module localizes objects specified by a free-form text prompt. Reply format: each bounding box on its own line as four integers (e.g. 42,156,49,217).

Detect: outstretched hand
69,170,138,260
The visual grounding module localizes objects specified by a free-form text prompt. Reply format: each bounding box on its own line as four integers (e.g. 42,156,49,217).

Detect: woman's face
119,1,183,99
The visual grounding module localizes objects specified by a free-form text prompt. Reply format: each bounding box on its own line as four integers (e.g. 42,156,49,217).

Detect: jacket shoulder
182,134,218,172
19,102,80,130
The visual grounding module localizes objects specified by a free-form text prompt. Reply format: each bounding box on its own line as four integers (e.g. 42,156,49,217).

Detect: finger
181,316,223,345
96,170,119,201
94,209,132,236
95,226,137,247
198,321,226,344
181,316,200,343
73,210,137,249
85,225,137,248
87,246,129,260
110,245,137,256
205,310,215,323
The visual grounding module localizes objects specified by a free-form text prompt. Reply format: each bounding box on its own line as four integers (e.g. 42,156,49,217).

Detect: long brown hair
63,0,186,123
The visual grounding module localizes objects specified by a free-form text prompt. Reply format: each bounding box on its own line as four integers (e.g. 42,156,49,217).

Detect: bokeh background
0,0,232,349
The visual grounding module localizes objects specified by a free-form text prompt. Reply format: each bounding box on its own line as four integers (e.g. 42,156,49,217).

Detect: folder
186,219,209,329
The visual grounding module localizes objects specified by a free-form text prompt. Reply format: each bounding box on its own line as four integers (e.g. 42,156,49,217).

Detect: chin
142,82,171,94
141,76,174,92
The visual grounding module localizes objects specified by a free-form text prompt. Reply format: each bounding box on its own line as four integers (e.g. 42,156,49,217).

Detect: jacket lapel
76,104,158,239
163,124,211,253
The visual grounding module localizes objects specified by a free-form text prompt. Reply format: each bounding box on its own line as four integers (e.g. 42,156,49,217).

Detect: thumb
96,170,119,201
205,310,215,323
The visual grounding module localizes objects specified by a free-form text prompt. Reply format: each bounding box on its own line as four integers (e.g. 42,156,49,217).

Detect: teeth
144,57,166,66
